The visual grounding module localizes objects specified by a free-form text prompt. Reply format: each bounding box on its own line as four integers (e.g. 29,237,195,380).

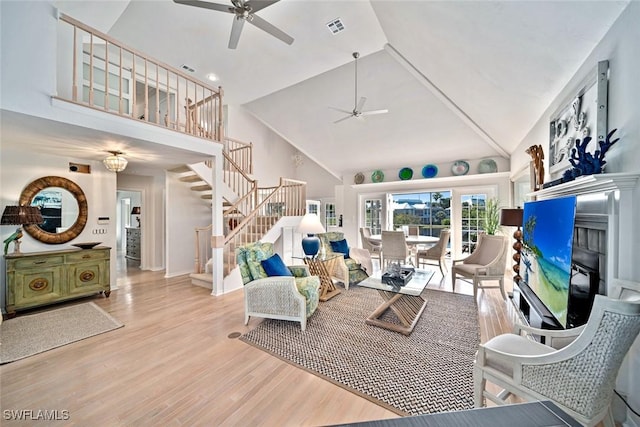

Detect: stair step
191,184,212,191
170,165,191,173
201,194,212,200
179,174,202,183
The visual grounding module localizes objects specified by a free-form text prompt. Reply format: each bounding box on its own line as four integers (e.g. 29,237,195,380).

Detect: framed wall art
548,60,609,179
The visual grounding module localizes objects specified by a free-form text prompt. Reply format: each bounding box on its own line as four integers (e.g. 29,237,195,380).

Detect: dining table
368,234,439,247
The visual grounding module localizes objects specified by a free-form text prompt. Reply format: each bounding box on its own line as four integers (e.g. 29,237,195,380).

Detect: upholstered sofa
237,242,320,331
317,232,371,288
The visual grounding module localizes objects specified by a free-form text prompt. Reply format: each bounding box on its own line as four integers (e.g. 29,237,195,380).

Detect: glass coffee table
358,268,435,335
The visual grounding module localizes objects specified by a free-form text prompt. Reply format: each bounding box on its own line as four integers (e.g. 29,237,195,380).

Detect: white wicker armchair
237,242,320,331
474,294,640,427
452,233,507,299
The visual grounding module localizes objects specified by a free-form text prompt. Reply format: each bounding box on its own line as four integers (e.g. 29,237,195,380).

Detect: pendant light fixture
103,151,128,172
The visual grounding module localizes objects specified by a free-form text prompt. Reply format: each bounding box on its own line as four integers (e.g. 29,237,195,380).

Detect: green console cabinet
5,247,111,316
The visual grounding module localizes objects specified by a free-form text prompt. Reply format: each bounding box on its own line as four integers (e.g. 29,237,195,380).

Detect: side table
299,255,342,301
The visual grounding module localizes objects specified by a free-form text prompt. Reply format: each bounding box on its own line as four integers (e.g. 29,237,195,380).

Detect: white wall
226,105,339,199
509,3,640,424
0,148,118,311
165,172,212,278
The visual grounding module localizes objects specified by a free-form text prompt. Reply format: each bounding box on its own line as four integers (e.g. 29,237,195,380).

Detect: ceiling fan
173,0,294,49
330,52,389,124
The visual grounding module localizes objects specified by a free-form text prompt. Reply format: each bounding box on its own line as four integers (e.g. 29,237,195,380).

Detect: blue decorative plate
371,170,384,183
451,160,470,176
478,158,498,174
421,164,438,178
398,167,413,180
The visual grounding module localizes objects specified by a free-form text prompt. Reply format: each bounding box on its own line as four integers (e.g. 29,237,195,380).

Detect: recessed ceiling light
206,73,218,82
326,18,345,35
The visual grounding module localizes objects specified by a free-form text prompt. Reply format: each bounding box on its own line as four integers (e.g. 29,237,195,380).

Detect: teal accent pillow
261,254,293,277
330,239,350,258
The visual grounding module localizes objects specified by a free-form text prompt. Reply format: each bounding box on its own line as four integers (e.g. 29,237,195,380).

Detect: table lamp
296,213,326,258
500,207,524,284
2,205,44,255
131,206,141,227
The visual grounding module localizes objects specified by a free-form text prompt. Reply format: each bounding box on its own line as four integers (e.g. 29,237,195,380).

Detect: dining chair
408,225,420,236
415,229,450,276
380,230,411,268
359,227,381,262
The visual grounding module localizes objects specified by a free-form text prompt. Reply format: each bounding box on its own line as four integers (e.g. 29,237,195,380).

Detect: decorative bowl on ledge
72,242,102,250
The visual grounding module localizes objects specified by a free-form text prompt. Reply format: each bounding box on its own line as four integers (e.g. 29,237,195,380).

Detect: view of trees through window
460,194,488,253
391,191,451,237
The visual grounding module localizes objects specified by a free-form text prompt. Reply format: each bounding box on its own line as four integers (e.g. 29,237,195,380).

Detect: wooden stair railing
222,178,306,275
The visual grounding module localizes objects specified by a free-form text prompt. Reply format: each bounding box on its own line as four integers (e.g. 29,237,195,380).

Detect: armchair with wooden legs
452,233,507,300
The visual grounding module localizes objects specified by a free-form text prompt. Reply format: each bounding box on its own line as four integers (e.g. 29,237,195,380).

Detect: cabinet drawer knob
33,260,47,265
29,278,49,291
82,254,92,259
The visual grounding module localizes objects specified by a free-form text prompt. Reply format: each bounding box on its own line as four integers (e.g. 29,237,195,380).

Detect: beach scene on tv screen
520,196,577,326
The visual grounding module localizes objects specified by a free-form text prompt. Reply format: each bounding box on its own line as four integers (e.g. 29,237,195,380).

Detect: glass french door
459,193,488,255
364,199,382,234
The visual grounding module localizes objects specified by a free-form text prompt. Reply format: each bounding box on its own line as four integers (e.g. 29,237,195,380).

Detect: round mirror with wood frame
19,176,88,244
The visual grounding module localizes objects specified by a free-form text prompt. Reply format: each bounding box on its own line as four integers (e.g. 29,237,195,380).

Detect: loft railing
56,13,223,141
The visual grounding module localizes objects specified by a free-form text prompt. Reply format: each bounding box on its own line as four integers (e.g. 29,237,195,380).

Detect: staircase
172,137,306,289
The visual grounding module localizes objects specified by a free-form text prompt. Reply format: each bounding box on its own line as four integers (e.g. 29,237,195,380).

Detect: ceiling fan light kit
330,52,389,123
173,0,294,49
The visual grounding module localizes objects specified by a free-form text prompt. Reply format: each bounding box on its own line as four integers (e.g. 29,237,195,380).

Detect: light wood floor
1,257,519,426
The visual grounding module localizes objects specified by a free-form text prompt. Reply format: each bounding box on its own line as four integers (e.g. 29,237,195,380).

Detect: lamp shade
103,151,128,172
1,205,44,225
500,208,523,227
296,214,326,235
131,206,141,215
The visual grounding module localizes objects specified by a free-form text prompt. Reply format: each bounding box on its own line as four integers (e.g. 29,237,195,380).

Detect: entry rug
1,302,123,364
240,287,479,416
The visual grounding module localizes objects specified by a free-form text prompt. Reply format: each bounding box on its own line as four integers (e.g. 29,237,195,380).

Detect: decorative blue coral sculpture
563,128,619,181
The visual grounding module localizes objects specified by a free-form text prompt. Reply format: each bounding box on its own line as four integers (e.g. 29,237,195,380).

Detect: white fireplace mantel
529,172,640,200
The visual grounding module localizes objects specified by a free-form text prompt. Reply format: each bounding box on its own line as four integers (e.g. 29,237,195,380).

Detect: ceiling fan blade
333,115,354,124
328,106,353,115
173,0,234,13
228,16,245,49
248,14,294,45
361,109,389,116
247,0,280,13
356,96,367,113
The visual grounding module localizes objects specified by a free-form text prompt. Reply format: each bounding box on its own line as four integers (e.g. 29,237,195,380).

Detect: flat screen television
519,195,577,328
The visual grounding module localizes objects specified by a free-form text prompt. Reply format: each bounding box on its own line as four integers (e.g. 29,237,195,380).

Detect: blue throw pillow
330,239,350,258
261,253,293,277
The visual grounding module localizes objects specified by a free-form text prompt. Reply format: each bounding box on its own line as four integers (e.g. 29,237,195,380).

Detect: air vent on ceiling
326,18,345,35
180,64,196,73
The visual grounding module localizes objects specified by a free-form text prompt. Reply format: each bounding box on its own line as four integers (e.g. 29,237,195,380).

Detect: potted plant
483,198,501,235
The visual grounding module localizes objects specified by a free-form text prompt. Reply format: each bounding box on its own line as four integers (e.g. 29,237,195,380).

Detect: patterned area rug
1,302,123,364
240,286,479,416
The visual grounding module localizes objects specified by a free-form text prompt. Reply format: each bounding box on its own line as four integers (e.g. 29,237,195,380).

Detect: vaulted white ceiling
49,0,630,178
